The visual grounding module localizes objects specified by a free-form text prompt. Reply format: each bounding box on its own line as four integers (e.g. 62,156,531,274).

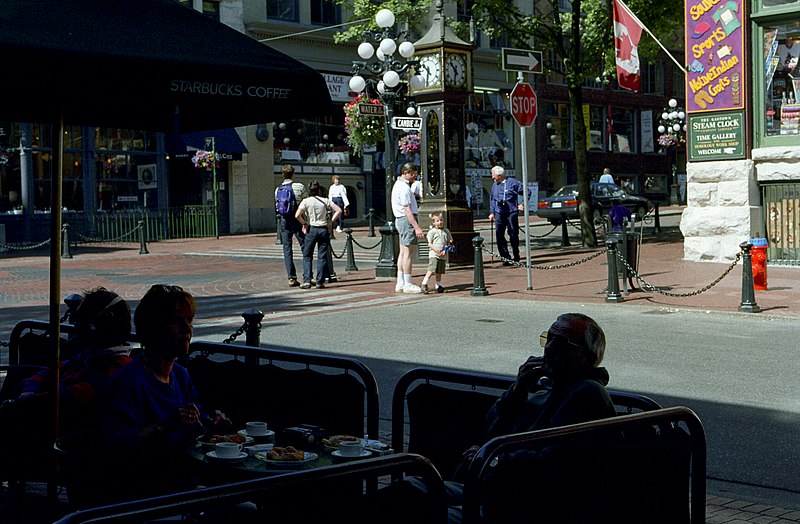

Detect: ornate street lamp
348,8,418,277
657,98,686,205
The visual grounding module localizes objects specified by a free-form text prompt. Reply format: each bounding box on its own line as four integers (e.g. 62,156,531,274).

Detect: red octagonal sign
510,82,537,127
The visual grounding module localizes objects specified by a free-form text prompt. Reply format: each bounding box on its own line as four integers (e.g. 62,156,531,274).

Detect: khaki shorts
396,216,418,246
427,257,446,274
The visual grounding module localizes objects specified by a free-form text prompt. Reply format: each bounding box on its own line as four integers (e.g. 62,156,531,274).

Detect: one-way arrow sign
501,48,543,74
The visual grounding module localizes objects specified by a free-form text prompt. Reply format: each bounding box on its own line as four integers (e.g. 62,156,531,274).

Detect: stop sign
510,82,537,127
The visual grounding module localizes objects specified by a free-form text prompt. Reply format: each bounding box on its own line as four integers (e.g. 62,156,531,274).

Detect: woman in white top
295,180,342,289
328,175,350,233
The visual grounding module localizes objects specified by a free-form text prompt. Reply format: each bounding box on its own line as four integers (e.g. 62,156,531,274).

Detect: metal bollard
653,203,662,234
605,239,624,303
559,215,571,247
325,238,337,283
738,242,761,313
345,228,358,272
375,223,399,278
471,236,489,296
368,208,376,237
63,293,83,323
138,220,149,255
275,215,283,245
61,224,73,259
242,308,265,364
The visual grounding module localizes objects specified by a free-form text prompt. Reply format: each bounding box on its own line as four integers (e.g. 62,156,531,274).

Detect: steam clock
409,1,475,265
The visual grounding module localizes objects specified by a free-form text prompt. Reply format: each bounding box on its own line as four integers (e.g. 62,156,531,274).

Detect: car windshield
552,185,578,197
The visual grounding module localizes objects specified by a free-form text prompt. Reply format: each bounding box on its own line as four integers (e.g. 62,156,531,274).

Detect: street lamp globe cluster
348,8,419,222
657,98,686,150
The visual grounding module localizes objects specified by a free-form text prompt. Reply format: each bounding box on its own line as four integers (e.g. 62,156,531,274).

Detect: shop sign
688,110,745,161
323,73,353,103
684,0,745,113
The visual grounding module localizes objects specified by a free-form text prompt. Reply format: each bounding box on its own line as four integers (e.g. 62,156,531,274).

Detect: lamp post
657,98,686,205
204,136,219,238
348,8,418,277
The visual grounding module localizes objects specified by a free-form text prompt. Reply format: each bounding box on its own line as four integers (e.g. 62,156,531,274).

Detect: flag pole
616,0,686,73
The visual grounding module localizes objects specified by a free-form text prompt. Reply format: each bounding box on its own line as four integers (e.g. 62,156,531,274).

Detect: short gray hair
491,165,505,177
558,313,606,366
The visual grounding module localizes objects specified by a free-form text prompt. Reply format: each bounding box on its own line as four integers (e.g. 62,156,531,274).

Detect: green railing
67,205,218,242
762,183,800,266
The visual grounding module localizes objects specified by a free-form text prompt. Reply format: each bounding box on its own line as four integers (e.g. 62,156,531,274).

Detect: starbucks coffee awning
180,128,249,160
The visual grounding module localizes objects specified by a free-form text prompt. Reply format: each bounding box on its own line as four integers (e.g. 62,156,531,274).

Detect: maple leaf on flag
613,0,645,92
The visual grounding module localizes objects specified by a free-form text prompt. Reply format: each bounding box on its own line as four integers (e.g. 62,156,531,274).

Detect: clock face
445,53,467,88
417,53,442,89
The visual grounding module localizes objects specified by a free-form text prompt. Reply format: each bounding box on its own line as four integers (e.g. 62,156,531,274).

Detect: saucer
238,429,275,438
206,451,247,461
332,449,372,459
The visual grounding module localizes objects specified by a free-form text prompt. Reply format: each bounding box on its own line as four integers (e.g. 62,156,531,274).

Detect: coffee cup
215,441,243,458
245,421,268,436
338,440,364,457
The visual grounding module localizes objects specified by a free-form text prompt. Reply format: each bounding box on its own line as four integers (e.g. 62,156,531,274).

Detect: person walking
488,165,524,265
393,163,425,294
275,165,307,287
421,211,452,294
328,175,349,233
295,180,342,289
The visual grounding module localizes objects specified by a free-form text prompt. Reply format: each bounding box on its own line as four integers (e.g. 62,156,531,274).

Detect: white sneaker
336,227,343,233
402,283,422,294
395,283,405,293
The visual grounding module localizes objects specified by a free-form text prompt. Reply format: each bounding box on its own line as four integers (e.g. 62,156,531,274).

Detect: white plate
238,429,275,438
245,444,275,456
332,449,372,459
254,451,318,466
206,451,247,461
197,435,253,446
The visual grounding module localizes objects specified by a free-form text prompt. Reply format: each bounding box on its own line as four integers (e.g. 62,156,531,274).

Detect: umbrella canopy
0,0,331,131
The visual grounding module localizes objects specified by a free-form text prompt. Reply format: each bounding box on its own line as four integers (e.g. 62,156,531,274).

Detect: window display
764,26,800,136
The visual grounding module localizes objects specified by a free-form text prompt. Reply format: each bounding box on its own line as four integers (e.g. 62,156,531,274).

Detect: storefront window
545,102,572,150
764,24,800,136
610,108,636,153
267,0,298,22
588,105,605,151
465,90,514,169
273,111,350,165
310,0,339,25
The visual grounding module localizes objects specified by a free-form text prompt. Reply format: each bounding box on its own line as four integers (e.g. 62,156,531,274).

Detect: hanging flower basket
343,96,384,156
398,132,420,159
191,150,219,171
657,133,685,151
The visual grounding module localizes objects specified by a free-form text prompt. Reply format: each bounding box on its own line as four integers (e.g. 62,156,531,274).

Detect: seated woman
98,284,231,503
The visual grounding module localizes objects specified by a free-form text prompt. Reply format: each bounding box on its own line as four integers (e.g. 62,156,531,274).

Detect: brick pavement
1,208,799,522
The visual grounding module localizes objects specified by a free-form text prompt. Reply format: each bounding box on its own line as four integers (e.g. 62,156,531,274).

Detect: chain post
61,223,73,259
138,220,149,255
738,242,761,313
325,238,338,283
368,208,375,237
605,239,624,303
275,215,283,245
345,228,358,271
472,236,489,296
559,215,571,247
242,308,264,365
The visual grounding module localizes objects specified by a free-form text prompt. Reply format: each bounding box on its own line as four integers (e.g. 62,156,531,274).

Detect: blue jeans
280,215,305,279
302,226,330,284
494,212,520,260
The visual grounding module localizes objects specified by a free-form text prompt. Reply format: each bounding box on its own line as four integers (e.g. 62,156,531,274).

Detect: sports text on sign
391,116,422,131
510,82,538,127
501,48,543,73
358,103,384,116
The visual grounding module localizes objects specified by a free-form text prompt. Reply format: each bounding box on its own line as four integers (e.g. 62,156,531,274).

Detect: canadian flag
613,0,644,92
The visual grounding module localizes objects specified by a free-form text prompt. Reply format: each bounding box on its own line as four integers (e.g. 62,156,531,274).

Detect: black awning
167,128,248,160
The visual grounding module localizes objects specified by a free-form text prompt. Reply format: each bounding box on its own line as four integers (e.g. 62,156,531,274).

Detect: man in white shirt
392,163,425,294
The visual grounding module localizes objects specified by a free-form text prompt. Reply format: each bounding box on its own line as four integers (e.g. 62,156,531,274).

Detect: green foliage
331,0,432,44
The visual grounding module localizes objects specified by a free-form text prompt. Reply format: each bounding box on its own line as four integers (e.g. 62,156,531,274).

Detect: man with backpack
275,164,307,287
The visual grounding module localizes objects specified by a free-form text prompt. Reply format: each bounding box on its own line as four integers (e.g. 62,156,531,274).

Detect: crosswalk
190,288,422,339
185,243,379,263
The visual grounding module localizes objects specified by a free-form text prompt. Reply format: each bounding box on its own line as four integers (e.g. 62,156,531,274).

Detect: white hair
491,165,505,177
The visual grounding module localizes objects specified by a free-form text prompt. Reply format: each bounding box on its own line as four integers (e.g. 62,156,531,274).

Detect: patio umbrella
0,0,331,434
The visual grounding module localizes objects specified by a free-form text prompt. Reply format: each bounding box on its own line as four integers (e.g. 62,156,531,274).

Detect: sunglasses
539,331,586,352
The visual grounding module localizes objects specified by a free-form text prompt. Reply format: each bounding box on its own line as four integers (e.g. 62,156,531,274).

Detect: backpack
276,184,297,217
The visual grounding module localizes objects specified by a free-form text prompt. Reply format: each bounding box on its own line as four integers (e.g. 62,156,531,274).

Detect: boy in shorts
421,212,453,294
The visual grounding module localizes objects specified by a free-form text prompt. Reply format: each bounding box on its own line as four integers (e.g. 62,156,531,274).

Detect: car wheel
635,205,647,220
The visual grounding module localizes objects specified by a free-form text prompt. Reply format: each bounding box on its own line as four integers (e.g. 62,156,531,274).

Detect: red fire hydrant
750,237,768,290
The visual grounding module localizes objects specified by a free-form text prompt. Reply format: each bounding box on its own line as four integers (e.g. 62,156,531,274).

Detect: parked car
537,183,653,225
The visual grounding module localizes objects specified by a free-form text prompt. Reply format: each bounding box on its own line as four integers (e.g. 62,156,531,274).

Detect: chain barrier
0,340,8,348
616,250,741,297
481,245,608,270
351,237,382,250
222,322,247,344
330,243,348,259
73,223,141,244
527,224,559,239
0,238,51,251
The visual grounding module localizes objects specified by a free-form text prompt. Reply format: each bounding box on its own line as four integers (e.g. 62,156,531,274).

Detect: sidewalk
2,209,799,522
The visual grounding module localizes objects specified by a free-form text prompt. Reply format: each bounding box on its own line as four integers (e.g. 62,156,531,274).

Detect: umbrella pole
49,115,64,440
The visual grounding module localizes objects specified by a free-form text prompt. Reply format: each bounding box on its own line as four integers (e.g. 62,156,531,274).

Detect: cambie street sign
391,116,422,131
510,82,537,127
501,48,543,74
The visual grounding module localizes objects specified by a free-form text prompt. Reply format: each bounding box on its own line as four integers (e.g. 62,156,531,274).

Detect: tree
470,0,682,246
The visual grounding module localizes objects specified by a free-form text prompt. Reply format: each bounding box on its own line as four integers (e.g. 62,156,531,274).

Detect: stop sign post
510,82,537,127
